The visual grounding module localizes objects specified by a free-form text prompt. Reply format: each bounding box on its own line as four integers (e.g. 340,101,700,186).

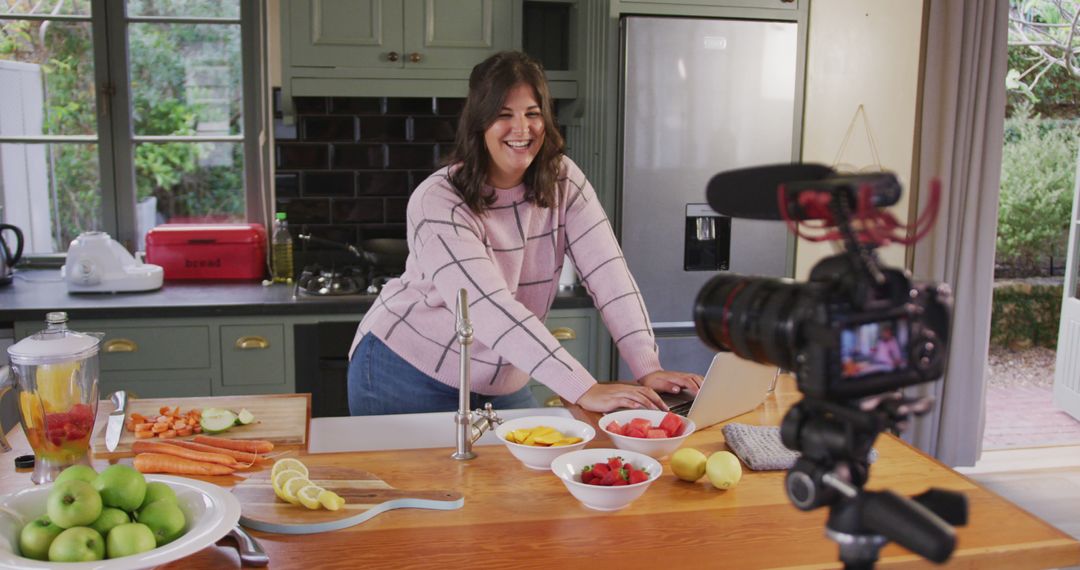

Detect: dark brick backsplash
302,171,355,197
277,144,330,170
333,144,387,169
388,144,438,169
333,198,385,223
301,116,357,142
275,95,465,250
359,116,408,142
357,171,410,196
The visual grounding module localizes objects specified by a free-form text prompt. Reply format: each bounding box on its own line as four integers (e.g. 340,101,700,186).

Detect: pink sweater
350,156,662,403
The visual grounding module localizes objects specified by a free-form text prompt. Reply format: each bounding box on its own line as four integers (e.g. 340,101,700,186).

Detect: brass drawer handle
409,52,422,63
235,336,270,350
544,395,564,408
550,327,576,341
104,339,138,353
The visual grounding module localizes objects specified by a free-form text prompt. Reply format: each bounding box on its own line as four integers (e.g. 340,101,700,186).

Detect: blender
2,312,102,484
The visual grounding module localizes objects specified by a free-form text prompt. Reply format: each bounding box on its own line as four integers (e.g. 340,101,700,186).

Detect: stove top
295,265,398,297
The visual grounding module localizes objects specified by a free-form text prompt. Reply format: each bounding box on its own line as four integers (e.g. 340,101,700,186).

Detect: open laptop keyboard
669,400,693,416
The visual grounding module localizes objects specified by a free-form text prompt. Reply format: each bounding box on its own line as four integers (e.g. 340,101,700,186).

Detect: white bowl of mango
495,416,596,470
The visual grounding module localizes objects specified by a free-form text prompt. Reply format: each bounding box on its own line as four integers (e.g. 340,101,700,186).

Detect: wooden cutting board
232,465,464,534
92,393,310,455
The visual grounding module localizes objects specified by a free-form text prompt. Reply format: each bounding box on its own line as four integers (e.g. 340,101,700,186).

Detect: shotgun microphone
705,163,902,222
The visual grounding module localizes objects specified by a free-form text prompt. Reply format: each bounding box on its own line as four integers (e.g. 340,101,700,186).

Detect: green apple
89,507,130,537
48,527,105,562
94,464,146,512
139,481,178,510
136,499,186,546
53,465,98,486
105,522,157,559
46,480,103,528
18,515,64,560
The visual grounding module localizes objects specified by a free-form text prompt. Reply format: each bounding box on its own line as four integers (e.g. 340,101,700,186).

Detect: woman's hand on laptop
638,370,704,397
577,382,668,412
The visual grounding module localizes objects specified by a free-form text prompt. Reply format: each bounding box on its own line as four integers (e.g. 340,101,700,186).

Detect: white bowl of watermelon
550,448,661,511
495,416,596,470
598,410,695,459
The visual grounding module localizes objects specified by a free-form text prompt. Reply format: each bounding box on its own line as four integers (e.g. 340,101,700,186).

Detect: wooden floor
958,444,1080,565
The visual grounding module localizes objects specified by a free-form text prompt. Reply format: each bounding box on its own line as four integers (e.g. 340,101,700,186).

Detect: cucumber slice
200,408,238,433
236,408,255,425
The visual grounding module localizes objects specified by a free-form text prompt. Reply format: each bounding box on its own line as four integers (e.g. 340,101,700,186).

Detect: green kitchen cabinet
281,0,520,116
612,0,800,18
13,316,297,399
528,307,608,407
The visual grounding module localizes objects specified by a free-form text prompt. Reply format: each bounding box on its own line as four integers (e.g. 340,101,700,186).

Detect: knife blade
105,390,127,452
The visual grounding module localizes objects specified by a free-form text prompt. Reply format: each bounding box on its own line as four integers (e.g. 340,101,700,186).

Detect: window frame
0,0,269,259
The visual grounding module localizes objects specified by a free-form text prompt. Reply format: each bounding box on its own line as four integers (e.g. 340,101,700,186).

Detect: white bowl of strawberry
598,410,695,459
550,448,662,511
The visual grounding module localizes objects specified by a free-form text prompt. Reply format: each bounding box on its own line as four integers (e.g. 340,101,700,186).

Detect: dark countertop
0,269,594,322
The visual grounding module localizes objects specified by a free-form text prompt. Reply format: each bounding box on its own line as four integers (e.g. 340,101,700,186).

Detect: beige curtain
902,0,1009,466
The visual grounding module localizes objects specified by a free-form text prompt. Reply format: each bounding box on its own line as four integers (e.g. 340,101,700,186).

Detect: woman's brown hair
446,51,565,214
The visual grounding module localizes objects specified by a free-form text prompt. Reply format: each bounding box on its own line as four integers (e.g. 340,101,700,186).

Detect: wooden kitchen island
4,379,1079,569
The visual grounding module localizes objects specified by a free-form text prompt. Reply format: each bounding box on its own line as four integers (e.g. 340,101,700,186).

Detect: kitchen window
0,0,269,257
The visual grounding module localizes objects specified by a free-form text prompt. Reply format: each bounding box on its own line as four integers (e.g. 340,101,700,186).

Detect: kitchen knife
105,390,128,452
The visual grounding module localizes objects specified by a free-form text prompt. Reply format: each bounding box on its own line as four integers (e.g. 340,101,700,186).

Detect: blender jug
4,312,101,484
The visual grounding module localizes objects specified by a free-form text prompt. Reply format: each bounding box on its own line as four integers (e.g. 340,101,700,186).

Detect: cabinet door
403,0,514,70
289,0,406,69
220,325,287,389
529,312,595,407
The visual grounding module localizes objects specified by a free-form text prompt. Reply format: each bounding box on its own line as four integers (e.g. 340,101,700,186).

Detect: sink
307,407,575,453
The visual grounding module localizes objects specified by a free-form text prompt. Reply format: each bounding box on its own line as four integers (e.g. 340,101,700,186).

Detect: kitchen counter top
0,269,594,321
3,379,1078,569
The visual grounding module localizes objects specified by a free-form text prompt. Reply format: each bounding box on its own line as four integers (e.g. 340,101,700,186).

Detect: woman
348,51,702,415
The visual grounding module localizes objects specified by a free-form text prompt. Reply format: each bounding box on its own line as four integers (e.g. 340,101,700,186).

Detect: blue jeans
348,333,539,416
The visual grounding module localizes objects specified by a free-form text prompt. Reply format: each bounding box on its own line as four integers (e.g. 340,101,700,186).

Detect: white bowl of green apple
0,463,240,569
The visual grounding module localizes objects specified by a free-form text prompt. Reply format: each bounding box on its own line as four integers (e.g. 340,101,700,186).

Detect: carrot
135,430,155,439
132,441,238,467
194,435,274,454
134,453,234,476
165,440,269,464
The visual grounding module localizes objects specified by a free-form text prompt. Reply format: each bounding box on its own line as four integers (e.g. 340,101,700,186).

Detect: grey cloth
722,423,878,471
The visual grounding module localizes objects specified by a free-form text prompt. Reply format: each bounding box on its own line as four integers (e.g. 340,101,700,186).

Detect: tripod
780,394,969,569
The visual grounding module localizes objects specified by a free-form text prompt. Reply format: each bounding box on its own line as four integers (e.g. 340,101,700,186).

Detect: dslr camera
693,164,965,568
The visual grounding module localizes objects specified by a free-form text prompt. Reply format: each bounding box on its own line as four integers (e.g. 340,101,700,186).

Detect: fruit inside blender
20,361,95,463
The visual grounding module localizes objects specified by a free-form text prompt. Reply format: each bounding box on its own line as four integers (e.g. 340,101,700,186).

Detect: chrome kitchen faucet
451,288,502,460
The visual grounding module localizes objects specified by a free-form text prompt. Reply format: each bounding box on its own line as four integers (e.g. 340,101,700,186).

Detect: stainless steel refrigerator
618,16,800,378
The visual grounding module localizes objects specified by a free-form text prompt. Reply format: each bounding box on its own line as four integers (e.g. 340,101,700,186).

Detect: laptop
661,352,780,430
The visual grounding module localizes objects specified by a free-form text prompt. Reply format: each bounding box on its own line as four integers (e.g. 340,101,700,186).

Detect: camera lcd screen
840,319,910,379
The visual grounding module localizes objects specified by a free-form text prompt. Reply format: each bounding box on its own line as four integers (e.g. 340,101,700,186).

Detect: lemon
272,458,309,480
670,448,708,482
318,489,345,511
705,451,743,490
273,469,304,502
297,484,325,510
282,477,313,505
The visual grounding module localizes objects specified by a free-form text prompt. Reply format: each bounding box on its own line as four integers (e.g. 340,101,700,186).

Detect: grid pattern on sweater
351,156,661,402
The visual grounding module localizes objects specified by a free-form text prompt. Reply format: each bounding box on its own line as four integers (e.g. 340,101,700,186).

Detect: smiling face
483,83,545,189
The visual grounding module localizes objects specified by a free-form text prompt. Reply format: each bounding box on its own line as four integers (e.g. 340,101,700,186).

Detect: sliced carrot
135,430,156,439
159,430,176,439
134,452,234,476
151,423,168,434
130,413,148,424
193,426,202,433
177,427,193,437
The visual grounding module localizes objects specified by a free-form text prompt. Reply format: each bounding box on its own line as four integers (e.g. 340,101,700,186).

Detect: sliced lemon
297,484,325,510
317,489,346,511
282,477,313,505
273,469,304,502
272,458,309,480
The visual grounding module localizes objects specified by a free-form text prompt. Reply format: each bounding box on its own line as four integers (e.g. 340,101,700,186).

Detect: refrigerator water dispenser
684,204,730,271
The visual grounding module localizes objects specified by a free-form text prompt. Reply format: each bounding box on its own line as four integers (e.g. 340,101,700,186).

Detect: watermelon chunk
646,428,669,439
605,420,624,436
659,412,684,437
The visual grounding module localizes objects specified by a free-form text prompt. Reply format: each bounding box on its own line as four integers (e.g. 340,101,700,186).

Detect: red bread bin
145,223,267,281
